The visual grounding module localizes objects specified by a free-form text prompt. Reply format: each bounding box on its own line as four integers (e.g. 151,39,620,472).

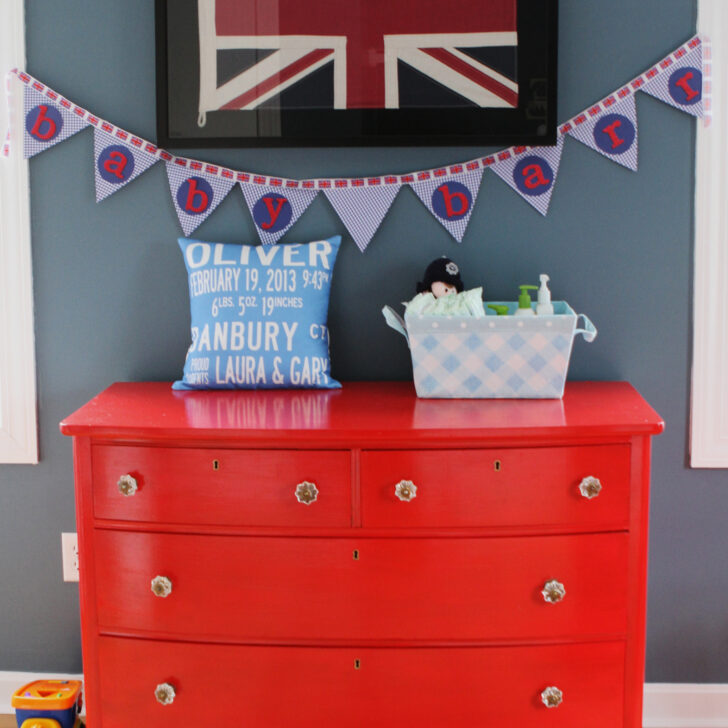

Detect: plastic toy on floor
11,680,83,728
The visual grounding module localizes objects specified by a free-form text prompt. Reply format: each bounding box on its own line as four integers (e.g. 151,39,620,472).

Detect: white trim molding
0,0,37,464
691,0,728,467
644,683,728,727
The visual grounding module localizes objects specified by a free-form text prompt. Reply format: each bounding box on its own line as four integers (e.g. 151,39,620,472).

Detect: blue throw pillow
173,235,342,390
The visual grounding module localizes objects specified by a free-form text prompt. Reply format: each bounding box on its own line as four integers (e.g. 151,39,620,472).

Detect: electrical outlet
62,532,79,582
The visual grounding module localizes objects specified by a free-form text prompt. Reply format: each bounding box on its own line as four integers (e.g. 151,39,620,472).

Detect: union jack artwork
196,0,518,123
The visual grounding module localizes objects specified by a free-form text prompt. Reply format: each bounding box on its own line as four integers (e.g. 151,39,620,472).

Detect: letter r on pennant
601,120,625,150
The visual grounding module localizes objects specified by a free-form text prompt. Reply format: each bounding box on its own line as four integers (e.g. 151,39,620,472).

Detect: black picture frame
156,0,558,148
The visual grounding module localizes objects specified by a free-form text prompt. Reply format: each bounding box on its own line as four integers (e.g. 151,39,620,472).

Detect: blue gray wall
1,0,720,682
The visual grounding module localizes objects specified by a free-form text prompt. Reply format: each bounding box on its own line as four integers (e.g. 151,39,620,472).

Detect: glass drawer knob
295,481,319,505
155,682,176,706
542,580,566,604
117,474,138,497
151,575,173,598
579,476,602,499
395,480,417,502
541,686,563,708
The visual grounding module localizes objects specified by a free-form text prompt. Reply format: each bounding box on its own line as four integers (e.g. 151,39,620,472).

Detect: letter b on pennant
432,181,472,220
26,104,63,142
177,176,214,215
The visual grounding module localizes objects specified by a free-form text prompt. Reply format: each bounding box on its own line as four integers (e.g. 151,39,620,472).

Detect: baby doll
416,257,464,298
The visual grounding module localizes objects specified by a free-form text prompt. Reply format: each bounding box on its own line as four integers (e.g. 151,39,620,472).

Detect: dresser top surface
59,381,663,444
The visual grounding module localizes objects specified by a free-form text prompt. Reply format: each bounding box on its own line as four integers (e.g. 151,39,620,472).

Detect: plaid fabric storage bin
383,301,596,399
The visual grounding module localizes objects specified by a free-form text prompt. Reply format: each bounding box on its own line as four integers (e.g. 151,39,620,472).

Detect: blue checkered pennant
240,182,318,245
165,160,236,236
408,168,484,243
93,128,159,202
641,44,704,118
490,137,565,216
568,95,639,172
323,184,401,252
23,86,88,159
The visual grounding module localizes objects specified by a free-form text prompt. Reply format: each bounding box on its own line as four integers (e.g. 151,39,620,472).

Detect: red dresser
60,381,663,727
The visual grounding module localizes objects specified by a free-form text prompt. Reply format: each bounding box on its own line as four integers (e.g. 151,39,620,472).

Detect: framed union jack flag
156,0,557,147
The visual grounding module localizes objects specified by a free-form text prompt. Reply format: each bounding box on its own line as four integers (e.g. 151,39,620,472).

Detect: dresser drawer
361,445,630,529
94,530,628,642
91,445,351,527
97,636,624,728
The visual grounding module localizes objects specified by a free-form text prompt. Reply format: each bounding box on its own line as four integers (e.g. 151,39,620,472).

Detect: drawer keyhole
494,460,502,472
212,459,220,471
353,549,360,561
354,659,361,670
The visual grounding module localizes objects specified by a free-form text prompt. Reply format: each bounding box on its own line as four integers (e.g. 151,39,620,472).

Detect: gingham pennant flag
93,128,159,202
490,137,565,216
323,184,401,252
240,181,318,245
409,168,484,243
641,44,704,118
568,95,639,171
23,85,88,159
165,161,236,236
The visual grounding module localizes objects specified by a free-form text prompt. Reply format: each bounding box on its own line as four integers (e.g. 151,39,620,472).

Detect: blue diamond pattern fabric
402,302,594,398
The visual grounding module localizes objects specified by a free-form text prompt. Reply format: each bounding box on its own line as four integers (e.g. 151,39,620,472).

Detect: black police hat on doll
416,257,464,294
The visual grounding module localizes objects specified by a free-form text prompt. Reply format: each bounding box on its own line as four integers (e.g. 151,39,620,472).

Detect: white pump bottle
536,274,554,315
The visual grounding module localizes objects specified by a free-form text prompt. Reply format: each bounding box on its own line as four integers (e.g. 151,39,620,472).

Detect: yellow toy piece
20,720,62,728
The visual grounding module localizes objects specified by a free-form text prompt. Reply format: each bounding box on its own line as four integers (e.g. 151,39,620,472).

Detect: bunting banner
23,84,88,158
2,35,707,250
165,159,236,236
239,179,318,246
93,127,159,202
640,42,704,117
323,182,402,252
567,94,639,171
409,167,484,243
490,137,565,216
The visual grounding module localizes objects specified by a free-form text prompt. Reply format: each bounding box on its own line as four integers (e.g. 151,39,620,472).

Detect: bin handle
575,313,597,342
382,305,409,344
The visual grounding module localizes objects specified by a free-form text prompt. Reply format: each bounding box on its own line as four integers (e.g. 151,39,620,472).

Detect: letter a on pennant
93,128,159,202
490,137,565,216
22,85,88,158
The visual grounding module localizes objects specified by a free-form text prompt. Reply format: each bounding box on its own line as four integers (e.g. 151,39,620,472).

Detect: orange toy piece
12,680,83,728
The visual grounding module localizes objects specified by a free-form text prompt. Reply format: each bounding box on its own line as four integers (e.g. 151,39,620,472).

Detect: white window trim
0,0,37,464
691,0,728,466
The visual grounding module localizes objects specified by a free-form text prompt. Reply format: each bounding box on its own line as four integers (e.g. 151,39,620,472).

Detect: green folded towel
405,287,485,318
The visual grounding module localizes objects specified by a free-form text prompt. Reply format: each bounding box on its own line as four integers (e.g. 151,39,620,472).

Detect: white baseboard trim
644,683,728,727
0,671,84,715
0,674,726,724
